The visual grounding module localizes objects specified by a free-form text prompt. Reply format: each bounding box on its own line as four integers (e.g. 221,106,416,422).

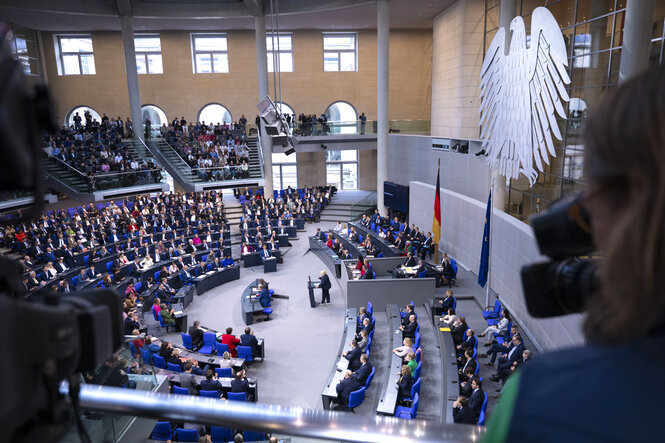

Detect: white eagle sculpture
479,7,570,185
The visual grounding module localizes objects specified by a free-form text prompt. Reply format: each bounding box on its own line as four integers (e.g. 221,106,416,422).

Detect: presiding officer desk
348,222,401,257
309,236,342,278
376,304,403,415
321,308,358,410
158,370,259,401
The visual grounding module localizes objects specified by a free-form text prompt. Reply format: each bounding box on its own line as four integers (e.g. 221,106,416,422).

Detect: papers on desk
440,327,451,332
174,311,184,316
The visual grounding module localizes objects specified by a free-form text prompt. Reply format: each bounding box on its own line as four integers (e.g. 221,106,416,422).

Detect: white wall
408,180,585,351
388,134,490,203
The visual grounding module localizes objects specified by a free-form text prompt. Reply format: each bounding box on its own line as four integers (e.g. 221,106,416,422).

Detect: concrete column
619,0,655,83
119,14,143,142
376,0,389,214
491,0,516,212
255,14,273,197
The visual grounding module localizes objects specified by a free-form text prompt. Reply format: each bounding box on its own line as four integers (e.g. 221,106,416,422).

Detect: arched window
275,102,295,118
141,104,168,127
64,105,100,127
198,103,232,126
325,101,358,134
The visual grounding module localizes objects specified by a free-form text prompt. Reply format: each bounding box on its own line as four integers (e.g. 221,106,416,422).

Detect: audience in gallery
163,119,251,181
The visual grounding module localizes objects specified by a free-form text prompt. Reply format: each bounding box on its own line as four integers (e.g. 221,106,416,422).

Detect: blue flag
478,191,492,287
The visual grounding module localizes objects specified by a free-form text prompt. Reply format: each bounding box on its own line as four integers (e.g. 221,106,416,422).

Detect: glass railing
61,341,160,443
87,169,166,191
350,192,378,220
290,119,431,136
62,382,486,443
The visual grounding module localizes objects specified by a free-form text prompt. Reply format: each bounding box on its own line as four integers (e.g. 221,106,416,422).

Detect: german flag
432,159,441,263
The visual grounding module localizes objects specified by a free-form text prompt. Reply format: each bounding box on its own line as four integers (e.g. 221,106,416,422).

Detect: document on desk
440,327,451,332
174,311,184,316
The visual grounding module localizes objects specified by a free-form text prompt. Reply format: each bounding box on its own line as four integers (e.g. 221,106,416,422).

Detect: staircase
319,191,377,222
43,156,89,199
147,136,264,192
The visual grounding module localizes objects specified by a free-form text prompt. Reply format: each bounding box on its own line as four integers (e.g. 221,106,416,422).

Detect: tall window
10,25,41,77
323,33,357,71
325,150,358,190
198,103,232,125
266,33,293,72
135,35,163,74
191,34,229,73
272,153,298,190
55,35,95,75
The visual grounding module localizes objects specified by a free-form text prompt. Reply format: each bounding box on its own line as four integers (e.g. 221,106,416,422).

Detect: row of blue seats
151,422,266,442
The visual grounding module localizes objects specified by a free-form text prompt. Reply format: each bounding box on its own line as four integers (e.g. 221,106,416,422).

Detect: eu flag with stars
478,191,492,287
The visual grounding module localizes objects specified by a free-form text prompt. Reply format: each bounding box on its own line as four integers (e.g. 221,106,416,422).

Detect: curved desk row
321,308,358,410
376,304,403,415
309,237,342,279
425,298,459,423
194,265,241,295
158,370,259,402
241,279,268,325
330,231,366,260
349,222,401,257
151,336,245,371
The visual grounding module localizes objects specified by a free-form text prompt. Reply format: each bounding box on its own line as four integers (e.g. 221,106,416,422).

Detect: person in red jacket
220,327,241,357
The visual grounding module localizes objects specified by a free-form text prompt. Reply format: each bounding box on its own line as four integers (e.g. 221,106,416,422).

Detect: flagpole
485,175,495,308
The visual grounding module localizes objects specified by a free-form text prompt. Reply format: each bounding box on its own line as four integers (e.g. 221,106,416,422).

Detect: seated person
400,314,418,340
220,327,241,358
356,307,371,332
458,350,477,382
356,329,369,352
260,244,272,261
218,351,234,369
140,255,154,269
457,329,477,353
240,327,259,357
334,370,361,410
396,364,414,402
199,369,223,397
180,264,195,284
123,313,140,336
158,341,173,360
258,284,271,307
401,304,415,327
221,253,235,267
188,320,204,349
404,251,417,268
160,304,177,328
356,317,373,341
157,277,177,302
354,354,371,385
342,340,362,371
434,289,456,315
478,310,511,345
393,338,414,359
453,396,477,425
179,362,199,395
451,315,469,347
405,352,417,375
167,348,184,371
440,308,458,326
230,368,254,402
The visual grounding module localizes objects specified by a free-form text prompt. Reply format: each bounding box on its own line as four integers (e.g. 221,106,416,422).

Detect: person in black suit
467,377,485,419
356,307,371,332
230,368,254,401
334,370,360,410
457,329,477,353
353,354,371,386
318,270,332,304
342,340,362,371
355,317,373,341
124,313,140,336
166,348,184,371
401,304,415,327
400,315,418,340
491,336,526,380
404,252,417,267
453,396,477,425
451,315,468,346
240,327,259,357
458,350,477,382
188,320,204,349
396,365,414,401
459,367,476,397
434,289,455,316
199,369,223,397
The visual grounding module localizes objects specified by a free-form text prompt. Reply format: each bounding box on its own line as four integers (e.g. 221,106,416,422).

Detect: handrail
45,154,88,179
349,192,378,219
154,136,193,170
255,131,266,179
62,383,485,443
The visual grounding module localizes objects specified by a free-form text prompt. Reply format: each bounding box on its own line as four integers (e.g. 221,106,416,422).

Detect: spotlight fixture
256,95,299,155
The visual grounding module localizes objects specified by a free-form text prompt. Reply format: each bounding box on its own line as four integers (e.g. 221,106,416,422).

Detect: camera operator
484,67,665,441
